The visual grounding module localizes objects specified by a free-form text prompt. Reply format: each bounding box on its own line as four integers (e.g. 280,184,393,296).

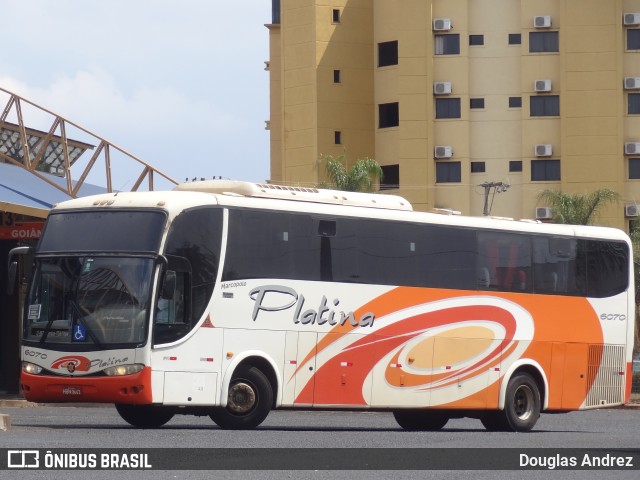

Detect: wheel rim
227,381,257,414
513,384,534,420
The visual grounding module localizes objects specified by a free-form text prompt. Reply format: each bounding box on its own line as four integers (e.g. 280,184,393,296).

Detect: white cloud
0,0,272,185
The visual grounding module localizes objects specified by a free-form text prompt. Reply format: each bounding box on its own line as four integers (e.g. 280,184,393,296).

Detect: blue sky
0,0,272,189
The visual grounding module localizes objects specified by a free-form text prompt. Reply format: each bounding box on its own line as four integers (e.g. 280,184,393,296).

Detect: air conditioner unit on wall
533,16,552,28
625,204,640,217
433,18,452,31
624,13,640,26
433,82,452,95
534,80,552,92
536,207,553,220
625,142,640,155
434,146,453,159
624,77,640,90
535,144,553,157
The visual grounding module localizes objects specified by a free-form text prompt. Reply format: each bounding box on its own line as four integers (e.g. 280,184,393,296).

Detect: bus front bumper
20,366,153,404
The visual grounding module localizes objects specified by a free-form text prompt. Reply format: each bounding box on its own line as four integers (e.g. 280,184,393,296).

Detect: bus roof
50,181,630,243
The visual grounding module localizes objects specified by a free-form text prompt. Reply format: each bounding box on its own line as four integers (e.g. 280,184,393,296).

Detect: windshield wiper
39,299,102,347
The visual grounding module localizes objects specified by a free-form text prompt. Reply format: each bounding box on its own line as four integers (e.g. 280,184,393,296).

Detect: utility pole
480,181,510,216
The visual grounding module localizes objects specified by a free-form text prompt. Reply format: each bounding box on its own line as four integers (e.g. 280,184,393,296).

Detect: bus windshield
24,256,154,346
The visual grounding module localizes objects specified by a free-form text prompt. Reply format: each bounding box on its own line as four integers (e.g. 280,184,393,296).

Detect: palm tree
536,188,620,225
629,225,640,353
317,154,383,193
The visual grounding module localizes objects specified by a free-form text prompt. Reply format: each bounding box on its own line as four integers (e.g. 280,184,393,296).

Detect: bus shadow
12,422,577,434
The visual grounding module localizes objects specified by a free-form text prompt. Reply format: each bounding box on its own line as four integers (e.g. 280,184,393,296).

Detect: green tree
536,188,620,225
317,154,383,193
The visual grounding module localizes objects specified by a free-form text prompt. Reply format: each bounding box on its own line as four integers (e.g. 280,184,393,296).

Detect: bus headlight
103,364,144,376
22,362,43,375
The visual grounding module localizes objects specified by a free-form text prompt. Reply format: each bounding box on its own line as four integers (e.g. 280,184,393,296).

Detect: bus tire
393,410,449,431
209,365,273,430
115,404,174,428
484,372,541,432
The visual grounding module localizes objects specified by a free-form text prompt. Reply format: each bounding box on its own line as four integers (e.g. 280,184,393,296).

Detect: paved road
0,404,639,480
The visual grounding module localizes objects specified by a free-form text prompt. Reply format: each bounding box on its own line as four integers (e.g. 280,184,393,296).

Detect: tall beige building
266,0,640,230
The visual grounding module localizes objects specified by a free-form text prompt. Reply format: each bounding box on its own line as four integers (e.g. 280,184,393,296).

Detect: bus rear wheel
115,404,174,428
209,365,273,430
393,410,449,431
482,372,541,432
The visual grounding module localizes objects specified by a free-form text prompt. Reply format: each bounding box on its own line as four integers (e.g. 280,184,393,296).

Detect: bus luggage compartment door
162,371,218,406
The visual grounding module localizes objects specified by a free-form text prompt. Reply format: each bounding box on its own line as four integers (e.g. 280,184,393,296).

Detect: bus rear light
103,364,144,376
22,362,43,375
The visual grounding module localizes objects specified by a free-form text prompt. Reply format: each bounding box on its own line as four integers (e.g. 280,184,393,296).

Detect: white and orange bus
9,181,635,432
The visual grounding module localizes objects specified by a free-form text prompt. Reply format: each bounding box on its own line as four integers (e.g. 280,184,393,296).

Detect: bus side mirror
7,246,31,295
7,261,18,295
161,270,176,300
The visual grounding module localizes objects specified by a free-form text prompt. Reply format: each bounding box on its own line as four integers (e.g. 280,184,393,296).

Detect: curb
0,399,38,408
0,414,11,432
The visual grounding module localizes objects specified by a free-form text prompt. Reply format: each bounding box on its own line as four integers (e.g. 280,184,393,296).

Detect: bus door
282,331,317,406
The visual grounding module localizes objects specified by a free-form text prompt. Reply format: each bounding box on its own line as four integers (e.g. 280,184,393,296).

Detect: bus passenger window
532,236,581,296
477,232,531,293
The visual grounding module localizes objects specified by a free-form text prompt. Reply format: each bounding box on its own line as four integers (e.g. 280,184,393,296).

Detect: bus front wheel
393,410,449,431
115,404,174,428
209,365,273,430
481,372,541,432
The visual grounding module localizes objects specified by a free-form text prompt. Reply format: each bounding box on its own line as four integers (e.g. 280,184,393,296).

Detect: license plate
62,387,82,396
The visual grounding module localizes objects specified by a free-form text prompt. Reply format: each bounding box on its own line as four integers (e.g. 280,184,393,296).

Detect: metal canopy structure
0,86,178,200
0,162,105,217
0,121,94,176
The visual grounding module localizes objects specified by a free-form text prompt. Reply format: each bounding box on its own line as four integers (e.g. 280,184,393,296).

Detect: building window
434,34,460,55
469,34,484,46
509,96,522,108
378,41,398,67
530,95,560,116
379,102,399,128
380,164,400,190
629,93,640,114
629,158,640,179
332,8,341,23
333,69,341,83
334,131,342,145
508,33,521,45
271,0,281,24
471,161,485,173
628,29,640,50
436,98,461,119
509,160,523,172
436,162,462,183
529,31,559,52
531,159,560,181
470,98,485,109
